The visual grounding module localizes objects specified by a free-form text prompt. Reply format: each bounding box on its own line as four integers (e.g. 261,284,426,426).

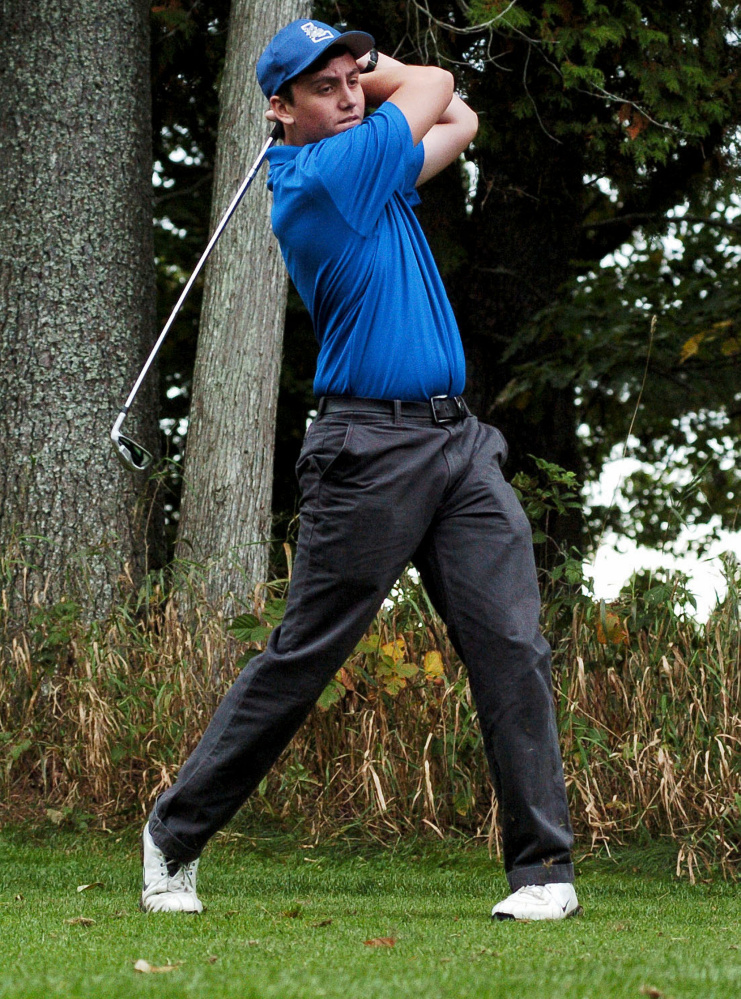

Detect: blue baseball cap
257,19,374,99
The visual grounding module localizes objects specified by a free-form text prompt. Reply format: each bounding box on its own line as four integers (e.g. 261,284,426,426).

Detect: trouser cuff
148,806,201,864
507,862,575,891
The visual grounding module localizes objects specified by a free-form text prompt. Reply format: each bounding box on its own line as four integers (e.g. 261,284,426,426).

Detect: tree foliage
150,0,741,557
315,0,741,552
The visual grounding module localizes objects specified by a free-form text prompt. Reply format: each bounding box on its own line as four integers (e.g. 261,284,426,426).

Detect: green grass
0,827,739,999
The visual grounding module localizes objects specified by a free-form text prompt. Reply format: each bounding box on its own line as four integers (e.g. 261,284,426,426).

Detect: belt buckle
430,395,463,424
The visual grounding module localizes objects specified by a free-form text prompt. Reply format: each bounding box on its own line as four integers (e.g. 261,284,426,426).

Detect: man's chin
334,117,361,132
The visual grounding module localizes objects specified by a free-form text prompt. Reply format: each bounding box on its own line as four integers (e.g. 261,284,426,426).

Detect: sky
584,454,740,620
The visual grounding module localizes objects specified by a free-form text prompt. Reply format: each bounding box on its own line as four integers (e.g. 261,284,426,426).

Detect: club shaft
121,128,279,414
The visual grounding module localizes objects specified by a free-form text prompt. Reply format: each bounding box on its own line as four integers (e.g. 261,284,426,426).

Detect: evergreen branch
522,40,561,145
591,314,657,554
583,212,741,235
153,172,213,207
473,265,551,302
575,84,695,137
409,0,520,36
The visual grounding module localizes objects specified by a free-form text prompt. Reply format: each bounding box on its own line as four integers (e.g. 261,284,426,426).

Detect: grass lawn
0,824,738,999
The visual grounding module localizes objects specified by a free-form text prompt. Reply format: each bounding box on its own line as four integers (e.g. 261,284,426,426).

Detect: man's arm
359,52,478,185
358,52,453,145
416,94,478,185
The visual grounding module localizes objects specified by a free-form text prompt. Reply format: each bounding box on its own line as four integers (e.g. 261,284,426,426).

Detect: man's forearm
356,51,431,104
357,51,454,144
360,51,470,125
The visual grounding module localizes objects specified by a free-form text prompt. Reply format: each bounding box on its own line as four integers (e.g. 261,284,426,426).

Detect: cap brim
332,30,375,61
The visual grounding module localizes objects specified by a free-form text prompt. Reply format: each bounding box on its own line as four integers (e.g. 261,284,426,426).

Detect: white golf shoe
140,822,203,913
491,882,580,921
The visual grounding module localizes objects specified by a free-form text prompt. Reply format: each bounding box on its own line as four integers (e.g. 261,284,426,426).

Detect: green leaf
316,679,344,711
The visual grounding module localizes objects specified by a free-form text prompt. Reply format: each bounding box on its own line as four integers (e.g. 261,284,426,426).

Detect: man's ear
269,95,295,127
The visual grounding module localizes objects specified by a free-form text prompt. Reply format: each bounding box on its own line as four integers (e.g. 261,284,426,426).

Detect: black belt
317,395,470,424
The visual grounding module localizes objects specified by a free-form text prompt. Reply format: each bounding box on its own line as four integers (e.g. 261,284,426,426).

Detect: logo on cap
301,21,334,44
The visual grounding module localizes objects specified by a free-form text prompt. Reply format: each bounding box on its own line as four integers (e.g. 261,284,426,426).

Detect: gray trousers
150,403,574,890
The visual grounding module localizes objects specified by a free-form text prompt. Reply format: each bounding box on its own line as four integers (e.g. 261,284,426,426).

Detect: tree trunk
0,0,160,619
175,0,310,607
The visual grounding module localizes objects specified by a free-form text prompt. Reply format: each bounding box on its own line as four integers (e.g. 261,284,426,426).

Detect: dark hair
276,44,352,103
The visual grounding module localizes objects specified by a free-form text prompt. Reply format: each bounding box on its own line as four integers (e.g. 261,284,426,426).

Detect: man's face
277,51,365,146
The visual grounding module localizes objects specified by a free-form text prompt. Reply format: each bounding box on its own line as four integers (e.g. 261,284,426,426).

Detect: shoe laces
513,884,551,902
159,855,197,894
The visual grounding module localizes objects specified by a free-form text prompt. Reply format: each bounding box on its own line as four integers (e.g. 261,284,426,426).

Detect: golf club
111,121,283,472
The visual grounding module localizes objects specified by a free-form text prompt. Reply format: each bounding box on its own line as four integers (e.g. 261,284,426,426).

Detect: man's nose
338,83,356,106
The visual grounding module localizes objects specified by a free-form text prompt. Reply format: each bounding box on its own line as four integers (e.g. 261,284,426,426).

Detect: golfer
141,19,579,922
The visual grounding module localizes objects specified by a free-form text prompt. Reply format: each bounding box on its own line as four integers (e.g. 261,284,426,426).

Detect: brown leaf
364,937,396,947
640,988,663,998
337,667,356,691
281,907,303,918
207,955,219,964
66,917,95,926
626,112,649,140
76,882,105,893
312,919,333,927
133,959,181,974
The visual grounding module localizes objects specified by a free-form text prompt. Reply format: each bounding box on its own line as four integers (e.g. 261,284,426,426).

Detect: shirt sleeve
309,102,424,236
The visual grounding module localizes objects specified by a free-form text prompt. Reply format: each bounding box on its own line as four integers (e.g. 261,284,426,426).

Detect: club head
112,432,153,472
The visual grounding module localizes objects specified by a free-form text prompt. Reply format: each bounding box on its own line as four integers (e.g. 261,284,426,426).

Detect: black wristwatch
361,48,379,74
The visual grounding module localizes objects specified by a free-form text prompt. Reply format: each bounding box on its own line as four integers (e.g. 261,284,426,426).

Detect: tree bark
0,0,160,619
175,0,310,607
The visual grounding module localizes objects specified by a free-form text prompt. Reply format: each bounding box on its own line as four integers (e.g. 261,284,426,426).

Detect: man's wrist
359,47,378,74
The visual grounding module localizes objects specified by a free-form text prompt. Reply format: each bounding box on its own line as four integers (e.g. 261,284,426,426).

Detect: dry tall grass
1,556,739,879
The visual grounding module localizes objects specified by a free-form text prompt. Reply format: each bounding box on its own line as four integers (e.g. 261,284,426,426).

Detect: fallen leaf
364,937,396,947
66,917,95,926
46,809,65,826
282,907,302,918
207,955,218,964
14,894,24,902
133,959,180,974
245,940,259,946
312,919,333,927
729,944,739,950
640,988,663,998
77,882,104,893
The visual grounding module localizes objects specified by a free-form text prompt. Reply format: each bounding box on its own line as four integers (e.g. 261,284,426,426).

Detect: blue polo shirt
265,102,465,402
